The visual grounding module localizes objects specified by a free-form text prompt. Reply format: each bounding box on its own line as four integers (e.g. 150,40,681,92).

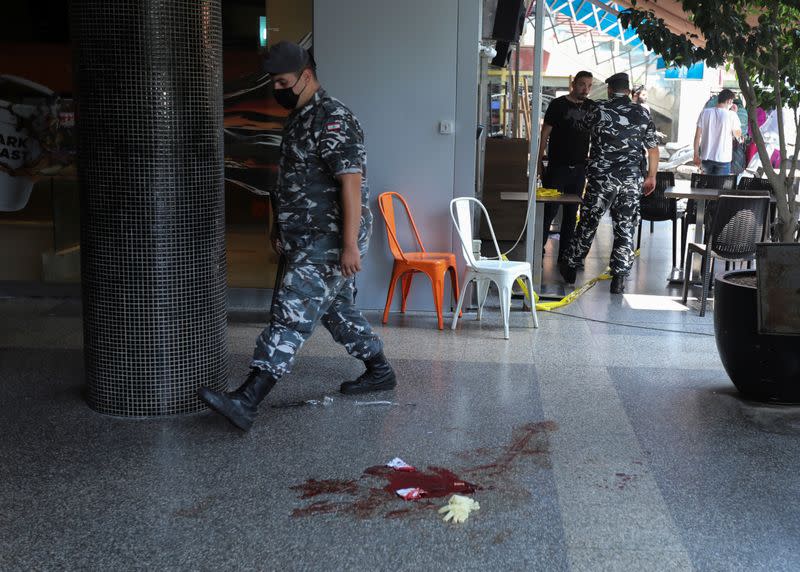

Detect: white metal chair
450,197,538,339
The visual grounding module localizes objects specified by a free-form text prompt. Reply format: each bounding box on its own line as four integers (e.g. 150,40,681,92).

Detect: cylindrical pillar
73,0,227,416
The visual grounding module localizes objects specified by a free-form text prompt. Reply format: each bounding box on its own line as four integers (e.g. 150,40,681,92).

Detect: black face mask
273,75,307,110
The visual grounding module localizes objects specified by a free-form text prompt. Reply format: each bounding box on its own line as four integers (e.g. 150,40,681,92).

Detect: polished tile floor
1,218,798,571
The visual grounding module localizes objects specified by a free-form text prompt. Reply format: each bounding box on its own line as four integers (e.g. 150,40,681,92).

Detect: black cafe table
501,191,583,300
664,181,775,283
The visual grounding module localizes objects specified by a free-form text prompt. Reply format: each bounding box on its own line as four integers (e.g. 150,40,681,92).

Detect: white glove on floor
438,494,480,523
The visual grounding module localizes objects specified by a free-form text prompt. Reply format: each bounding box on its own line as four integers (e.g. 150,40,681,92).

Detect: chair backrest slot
377,192,426,263
690,173,737,190
709,194,770,260
640,171,676,221
450,197,502,266
689,173,738,226
736,177,773,192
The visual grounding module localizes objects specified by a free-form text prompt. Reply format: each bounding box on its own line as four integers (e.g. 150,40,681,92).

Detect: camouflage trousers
251,263,384,378
565,171,642,276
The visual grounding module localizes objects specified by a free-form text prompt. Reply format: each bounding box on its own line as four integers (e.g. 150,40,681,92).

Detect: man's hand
693,125,703,169
338,173,363,277
270,231,283,255
643,175,656,196
341,245,361,277
537,123,553,183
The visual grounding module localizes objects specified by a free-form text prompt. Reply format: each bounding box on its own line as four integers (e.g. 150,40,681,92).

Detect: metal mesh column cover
74,0,227,416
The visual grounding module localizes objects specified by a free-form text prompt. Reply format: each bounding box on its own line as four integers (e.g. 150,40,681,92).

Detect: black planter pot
714,270,800,403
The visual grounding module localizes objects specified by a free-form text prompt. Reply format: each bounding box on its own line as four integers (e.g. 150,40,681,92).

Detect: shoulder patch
325,120,343,133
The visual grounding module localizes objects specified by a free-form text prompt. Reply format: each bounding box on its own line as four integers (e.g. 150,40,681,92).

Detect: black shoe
340,352,397,395
559,262,577,284
198,368,277,431
610,275,625,294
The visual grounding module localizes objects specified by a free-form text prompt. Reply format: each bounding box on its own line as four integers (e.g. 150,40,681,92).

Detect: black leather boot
559,262,577,284
198,368,277,431
340,352,397,395
610,274,625,294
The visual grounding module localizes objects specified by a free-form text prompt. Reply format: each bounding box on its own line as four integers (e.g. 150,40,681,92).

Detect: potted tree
621,1,800,402
620,0,800,241
714,263,799,403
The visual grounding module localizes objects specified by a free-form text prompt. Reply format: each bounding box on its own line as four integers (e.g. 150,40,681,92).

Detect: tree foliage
620,0,800,241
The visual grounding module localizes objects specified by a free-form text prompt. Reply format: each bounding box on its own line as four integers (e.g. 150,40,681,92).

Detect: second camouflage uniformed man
199,42,395,431
560,72,660,294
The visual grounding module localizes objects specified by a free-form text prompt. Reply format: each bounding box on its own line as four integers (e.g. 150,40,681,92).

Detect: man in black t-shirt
536,71,594,264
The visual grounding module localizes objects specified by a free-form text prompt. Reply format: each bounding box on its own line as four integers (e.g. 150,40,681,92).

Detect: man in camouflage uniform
199,42,395,431
559,73,660,294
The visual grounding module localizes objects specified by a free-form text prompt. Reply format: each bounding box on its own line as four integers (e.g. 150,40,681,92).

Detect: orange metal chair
378,192,459,330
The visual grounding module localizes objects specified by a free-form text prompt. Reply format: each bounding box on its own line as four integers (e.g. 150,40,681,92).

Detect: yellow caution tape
534,271,609,310
500,254,534,301
536,187,561,198
501,249,641,311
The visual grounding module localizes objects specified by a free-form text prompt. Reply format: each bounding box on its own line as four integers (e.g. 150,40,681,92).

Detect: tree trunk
781,191,800,242
774,179,793,242
734,58,799,242
778,216,795,243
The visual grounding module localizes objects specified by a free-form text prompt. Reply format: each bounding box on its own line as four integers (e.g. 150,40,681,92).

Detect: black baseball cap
605,72,630,91
262,41,313,74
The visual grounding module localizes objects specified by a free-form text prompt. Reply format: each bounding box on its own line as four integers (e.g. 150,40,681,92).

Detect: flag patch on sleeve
325,120,342,132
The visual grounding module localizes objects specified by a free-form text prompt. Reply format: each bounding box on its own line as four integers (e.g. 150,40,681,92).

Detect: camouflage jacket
580,95,658,176
273,88,372,264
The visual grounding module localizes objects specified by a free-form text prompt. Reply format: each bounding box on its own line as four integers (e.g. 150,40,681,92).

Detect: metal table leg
527,201,566,301
690,199,706,282
532,202,544,291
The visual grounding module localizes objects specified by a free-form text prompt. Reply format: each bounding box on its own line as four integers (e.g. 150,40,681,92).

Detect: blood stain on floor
614,472,638,490
289,479,359,499
363,465,478,498
290,420,558,520
464,420,558,475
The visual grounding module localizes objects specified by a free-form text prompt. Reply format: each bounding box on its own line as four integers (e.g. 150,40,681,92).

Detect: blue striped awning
546,0,646,52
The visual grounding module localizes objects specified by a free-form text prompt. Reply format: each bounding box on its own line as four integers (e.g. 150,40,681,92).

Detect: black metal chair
690,173,738,190
737,176,777,240
636,172,683,268
736,176,772,191
686,173,738,254
681,193,770,317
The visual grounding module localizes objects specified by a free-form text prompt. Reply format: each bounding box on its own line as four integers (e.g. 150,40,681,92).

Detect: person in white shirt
693,89,743,175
